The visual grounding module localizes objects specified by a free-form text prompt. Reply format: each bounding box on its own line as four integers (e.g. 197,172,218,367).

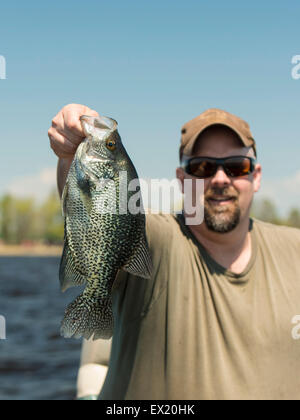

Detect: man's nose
210,166,231,186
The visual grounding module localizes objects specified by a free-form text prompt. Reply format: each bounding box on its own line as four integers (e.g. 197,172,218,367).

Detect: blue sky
0,0,300,215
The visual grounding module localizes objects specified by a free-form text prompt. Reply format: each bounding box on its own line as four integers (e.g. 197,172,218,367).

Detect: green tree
0,195,37,244
251,198,282,224
14,197,37,243
39,191,64,244
285,208,300,229
0,195,17,243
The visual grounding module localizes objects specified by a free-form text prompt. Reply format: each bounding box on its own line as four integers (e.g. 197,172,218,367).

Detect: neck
186,213,252,273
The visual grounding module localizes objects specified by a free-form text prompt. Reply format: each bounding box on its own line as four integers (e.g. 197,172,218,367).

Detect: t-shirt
99,213,300,400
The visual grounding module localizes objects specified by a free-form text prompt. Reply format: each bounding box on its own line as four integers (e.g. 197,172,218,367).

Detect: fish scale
59,115,153,340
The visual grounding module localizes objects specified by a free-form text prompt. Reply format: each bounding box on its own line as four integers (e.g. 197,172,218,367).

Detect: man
49,105,300,400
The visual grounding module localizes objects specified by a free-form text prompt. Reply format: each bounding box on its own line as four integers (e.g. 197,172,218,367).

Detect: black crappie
59,115,152,340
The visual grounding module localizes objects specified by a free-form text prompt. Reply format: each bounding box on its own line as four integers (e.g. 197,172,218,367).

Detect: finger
52,114,83,146
56,125,83,147
87,108,100,117
51,106,83,139
48,128,77,158
51,105,100,145
62,106,99,138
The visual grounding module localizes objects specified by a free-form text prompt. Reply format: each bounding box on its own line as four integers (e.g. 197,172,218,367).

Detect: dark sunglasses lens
188,160,217,178
225,158,252,176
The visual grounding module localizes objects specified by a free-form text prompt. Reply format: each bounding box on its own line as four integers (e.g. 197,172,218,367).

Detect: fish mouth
80,115,118,162
80,115,118,132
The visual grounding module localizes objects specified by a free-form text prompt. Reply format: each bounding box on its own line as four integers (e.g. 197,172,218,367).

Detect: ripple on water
0,257,83,400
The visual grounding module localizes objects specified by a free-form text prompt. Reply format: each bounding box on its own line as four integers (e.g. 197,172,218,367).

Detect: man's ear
253,164,262,193
176,167,185,194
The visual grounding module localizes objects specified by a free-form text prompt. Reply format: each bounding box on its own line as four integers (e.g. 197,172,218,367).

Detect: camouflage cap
180,108,257,159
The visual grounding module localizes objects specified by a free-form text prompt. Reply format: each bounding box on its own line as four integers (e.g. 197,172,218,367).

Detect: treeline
0,194,300,245
251,198,300,228
0,192,64,245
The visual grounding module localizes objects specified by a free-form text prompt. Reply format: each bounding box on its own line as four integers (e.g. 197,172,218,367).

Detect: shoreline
0,244,63,257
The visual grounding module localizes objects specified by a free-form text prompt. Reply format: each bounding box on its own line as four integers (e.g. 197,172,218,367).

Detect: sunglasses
181,156,256,178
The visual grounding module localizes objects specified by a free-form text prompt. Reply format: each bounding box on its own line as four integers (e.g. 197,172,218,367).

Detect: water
0,257,83,400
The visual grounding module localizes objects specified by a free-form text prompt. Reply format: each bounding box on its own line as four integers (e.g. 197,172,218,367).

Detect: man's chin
204,209,241,234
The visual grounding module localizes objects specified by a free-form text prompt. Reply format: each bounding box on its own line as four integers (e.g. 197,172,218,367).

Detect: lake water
0,257,83,400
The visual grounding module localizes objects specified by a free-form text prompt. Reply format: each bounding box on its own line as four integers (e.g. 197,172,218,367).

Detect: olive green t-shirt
100,213,300,400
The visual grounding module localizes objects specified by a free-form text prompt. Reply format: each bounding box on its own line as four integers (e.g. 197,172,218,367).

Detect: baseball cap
180,108,257,160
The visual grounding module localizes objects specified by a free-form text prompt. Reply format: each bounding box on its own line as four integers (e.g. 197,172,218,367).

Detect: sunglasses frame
181,155,257,179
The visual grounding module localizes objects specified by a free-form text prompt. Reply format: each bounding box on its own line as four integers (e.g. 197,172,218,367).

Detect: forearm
77,364,108,400
76,338,112,400
57,157,73,198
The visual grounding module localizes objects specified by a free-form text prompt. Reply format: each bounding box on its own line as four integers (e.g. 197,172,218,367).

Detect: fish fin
75,158,92,195
59,239,87,292
74,158,94,213
122,235,153,279
61,294,113,340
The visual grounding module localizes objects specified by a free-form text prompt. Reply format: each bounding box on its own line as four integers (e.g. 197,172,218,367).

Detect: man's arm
57,158,73,198
48,104,99,196
76,338,112,400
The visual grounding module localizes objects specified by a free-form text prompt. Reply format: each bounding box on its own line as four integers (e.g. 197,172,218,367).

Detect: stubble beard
204,189,241,233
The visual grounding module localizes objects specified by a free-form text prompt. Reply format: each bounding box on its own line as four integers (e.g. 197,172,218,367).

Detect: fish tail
60,293,113,340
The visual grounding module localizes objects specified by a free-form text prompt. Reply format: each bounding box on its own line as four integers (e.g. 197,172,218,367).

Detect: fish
59,115,152,340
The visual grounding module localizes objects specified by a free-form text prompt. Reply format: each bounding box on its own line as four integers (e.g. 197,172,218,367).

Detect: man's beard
204,187,241,233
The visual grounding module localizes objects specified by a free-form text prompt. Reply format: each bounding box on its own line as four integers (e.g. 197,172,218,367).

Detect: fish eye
106,139,116,151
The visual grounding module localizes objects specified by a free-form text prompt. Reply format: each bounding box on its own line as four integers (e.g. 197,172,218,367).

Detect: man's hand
49,104,99,196
48,104,99,159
